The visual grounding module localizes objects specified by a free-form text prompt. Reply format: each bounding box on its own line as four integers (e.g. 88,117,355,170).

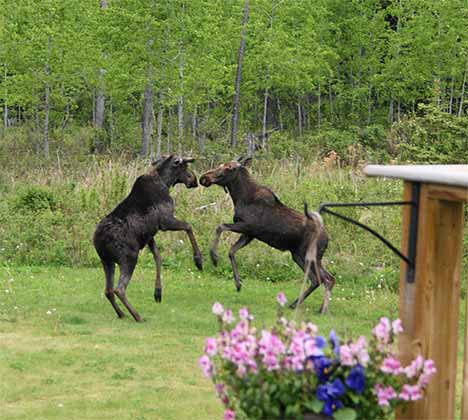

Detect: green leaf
307,398,324,414
348,393,360,404
333,408,357,420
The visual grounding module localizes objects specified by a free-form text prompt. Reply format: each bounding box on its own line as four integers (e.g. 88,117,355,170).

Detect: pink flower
223,309,234,324
374,384,397,407
215,383,229,405
399,384,422,401
351,336,370,366
224,409,235,420
276,292,287,307
198,355,212,377
403,355,424,378
392,319,403,335
380,356,401,374
204,337,217,356
212,302,224,316
423,359,436,376
339,344,354,366
239,307,252,320
372,317,391,344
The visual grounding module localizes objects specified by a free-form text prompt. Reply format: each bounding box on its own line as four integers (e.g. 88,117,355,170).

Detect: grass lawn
0,261,405,420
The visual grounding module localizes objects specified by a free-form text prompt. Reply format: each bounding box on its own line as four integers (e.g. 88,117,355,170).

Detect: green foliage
13,185,58,213
1,0,468,159
392,104,468,163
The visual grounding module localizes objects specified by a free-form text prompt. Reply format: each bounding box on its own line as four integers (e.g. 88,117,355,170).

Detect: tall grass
0,156,420,290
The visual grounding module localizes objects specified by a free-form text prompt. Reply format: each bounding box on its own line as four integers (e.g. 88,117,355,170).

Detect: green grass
0,262,402,420
0,158,467,419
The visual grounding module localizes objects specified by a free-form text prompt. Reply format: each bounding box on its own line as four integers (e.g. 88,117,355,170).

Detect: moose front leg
160,217,203,271
228,234,253,291
210,222,248,266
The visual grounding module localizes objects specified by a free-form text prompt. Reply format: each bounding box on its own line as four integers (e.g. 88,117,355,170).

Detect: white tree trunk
43,36,51,159
458,65,467,117
177,46,184,154
141,78,153,157
262,88,268,148
230,0,249,147
155,92,164,158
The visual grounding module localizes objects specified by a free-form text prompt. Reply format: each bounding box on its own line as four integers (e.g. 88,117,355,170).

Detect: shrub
13,186,58,213
200,295,436,420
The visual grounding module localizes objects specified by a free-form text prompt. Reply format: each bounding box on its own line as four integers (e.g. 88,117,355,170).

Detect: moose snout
199,174,212,187
188,177,198,188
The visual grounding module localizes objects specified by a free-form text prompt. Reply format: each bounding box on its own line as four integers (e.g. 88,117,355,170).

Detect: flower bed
199,293,436,420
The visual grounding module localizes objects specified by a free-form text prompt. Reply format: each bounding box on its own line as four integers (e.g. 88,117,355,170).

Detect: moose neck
225,168,257,205
156,169,178,188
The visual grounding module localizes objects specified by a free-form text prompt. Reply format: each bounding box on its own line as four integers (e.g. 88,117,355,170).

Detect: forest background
1,0,468,163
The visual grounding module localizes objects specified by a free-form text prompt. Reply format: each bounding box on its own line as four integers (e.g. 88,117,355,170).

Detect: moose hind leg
114,257,142,322
147,238,162,302
319,267,336,314
289,253,321,309
102,261,125,318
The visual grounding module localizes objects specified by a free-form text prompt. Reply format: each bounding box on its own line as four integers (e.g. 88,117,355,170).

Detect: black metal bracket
318,183,420,283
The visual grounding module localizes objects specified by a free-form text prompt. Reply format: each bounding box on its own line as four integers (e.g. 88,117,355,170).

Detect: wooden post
463,287,468,419
397,183,467,419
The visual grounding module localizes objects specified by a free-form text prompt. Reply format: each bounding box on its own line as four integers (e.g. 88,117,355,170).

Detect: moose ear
173,156,184,165
152,154,173,169
183,157,195,163
237,155,252,167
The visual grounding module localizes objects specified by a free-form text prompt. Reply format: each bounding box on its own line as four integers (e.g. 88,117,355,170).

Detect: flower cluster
200,295,436,420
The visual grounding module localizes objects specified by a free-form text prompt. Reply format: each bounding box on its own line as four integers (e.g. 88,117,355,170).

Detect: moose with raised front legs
93,155,203,322
199,156,335,313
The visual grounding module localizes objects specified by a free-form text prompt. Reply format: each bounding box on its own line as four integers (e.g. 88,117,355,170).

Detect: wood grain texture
397,182,465,419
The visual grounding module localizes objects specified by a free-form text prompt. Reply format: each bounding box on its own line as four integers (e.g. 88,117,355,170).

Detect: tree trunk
262,88,268,148
35,104,40,155
277,96,283,130
141,80,153,157
449,77,454,115
167,106,172,153
367,83,372,124
43,36,51,159
155,92,164,158
230,0,249,147
93,0,108,152
3,104,8,131
458,64,467,117
328,79,333,122
388,97,394,123
177,46,184,154
297,100,302,137
317,83,321,129
109,96,114,146
2,65,7,136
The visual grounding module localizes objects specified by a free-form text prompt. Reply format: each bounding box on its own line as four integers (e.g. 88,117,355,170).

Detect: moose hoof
236,284,242,292
194,255,203,271
289,300,298,310
210,250,218,266
154,288,162,303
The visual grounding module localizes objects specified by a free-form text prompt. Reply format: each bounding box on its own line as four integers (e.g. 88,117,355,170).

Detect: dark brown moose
93,155,203,322
199,156,335,312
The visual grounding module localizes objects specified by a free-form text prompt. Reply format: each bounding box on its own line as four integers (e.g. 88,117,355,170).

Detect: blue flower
345,364,366,394
315,335,327,349
329,330,340,356
323,398,343,416
310,356,332,382
316,379,345,416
